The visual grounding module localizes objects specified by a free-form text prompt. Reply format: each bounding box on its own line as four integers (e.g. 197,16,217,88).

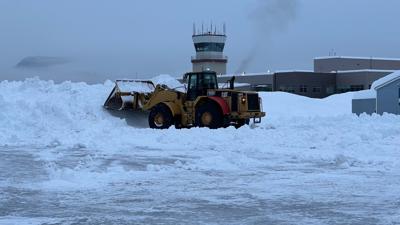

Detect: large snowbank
1,77,400,224
0,77,395,149
261,91,353,117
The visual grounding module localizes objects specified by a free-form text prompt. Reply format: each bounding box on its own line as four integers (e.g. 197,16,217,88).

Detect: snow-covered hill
0,78,399,224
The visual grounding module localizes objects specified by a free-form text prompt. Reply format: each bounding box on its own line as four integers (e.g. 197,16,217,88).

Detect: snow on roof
219,72,273,77
218,82,251,88
371,70,400,90
315,56,400,61
274,70,315,73
337,69,395,74
353,90,376,100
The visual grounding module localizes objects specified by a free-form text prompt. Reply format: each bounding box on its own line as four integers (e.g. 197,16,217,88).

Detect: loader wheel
196,102,223,129
149,104,173,129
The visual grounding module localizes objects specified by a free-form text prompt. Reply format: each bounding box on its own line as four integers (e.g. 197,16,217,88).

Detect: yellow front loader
104,71,266,129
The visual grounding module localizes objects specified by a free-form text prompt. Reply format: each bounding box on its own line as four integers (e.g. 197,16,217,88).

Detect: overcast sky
0,0,399,83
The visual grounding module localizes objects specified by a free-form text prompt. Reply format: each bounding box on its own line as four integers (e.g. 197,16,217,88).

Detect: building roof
371,70,400,90
315,56,400,61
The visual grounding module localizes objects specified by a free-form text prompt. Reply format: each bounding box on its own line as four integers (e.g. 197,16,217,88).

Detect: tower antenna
223,23,226,35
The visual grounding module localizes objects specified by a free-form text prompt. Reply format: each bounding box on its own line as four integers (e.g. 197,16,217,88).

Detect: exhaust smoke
236,0,299,73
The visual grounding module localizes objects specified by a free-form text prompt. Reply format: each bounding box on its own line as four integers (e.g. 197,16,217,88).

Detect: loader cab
185,71,218,101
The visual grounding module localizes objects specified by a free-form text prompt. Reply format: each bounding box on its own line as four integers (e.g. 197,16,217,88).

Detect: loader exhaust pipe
229,76,236,90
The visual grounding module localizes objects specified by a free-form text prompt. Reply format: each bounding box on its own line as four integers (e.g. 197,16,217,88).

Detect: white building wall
376,80,400,115
193,62,227,75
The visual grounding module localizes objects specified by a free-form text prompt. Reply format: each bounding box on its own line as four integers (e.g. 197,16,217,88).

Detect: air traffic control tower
191,24,227,75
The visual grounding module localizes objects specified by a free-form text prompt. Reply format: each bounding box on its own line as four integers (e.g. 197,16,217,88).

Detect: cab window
200,73,218,89
189,74,197,89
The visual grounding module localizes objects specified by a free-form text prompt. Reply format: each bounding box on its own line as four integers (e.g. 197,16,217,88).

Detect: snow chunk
151,74,184,91
371,70,400,90
116,81,154,93
353,90,376,100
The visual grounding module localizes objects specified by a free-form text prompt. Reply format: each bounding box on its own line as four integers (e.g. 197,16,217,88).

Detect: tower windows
195,43,225,52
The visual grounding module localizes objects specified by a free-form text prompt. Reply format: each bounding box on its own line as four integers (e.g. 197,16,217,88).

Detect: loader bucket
104,86,124,110
104,80,155,111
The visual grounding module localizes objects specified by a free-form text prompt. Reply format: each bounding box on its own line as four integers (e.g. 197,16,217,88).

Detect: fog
0,0,399,83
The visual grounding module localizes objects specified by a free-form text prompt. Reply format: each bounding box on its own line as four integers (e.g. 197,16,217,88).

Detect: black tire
148,104,173,129
196,102,223,129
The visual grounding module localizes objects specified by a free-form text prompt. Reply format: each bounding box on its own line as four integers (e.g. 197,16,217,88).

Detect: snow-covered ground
0,78,399,224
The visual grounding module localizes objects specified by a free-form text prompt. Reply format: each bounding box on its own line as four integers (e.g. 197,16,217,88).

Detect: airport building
213,58,400,98
189,28,400,98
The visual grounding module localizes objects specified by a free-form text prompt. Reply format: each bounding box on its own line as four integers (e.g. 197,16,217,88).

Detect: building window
326,87,335,94
350,85,364,91
299,85,308,93
337,86,350,93
312,87,321,93
279,86,295,93
286,86,296,93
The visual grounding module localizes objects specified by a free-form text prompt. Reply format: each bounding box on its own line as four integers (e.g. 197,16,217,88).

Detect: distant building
218,71,336,98
335,69,394,93
191,24,227,75
213,57,400,99
314,56,400,73
352,71,400,115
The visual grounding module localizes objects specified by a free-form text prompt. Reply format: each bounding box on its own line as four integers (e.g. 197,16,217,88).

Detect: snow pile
261,91,353,118
353,89,376,100
0,77,122,147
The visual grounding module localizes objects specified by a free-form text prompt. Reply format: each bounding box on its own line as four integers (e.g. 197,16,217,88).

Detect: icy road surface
0,78,400,224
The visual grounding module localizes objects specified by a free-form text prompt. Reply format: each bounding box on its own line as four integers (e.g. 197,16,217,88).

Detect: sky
0,0,399,83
